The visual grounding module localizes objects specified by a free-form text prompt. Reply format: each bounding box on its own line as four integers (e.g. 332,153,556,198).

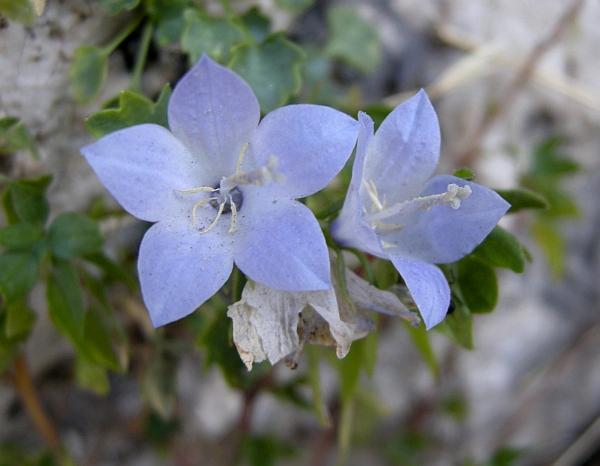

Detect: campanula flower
81,55,359,327
330,90,510,329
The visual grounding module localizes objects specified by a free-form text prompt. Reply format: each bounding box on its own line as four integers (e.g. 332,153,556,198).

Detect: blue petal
251,104,360,199
362,90,440,207
81,124,204,222
330,112,384,256
233,196,331,291
390,258,450,330
381,175,510,264
138,216,234,327
168,55,261,182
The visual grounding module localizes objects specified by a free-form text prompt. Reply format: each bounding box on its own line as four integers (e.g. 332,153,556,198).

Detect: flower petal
330,112,384,257
168,55,260,181
138,217,234,327
81,124,203,222
234,197,330,291
390,258,450,330
251,104,360,199
381,175,510,264
362,90,440,206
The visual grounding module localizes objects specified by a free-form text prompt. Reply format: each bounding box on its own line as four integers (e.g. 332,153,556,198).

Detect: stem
104,15,144,55
129,21,154,93
11,353,64,460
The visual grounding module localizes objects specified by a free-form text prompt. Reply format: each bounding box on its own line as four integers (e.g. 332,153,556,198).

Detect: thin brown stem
457,0,586,164
11,353,64,460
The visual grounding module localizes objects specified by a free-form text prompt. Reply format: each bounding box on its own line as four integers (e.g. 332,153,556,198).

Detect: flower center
362,179,472,247
175,143,284,234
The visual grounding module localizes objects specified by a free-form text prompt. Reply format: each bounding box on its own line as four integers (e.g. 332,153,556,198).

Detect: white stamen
366,183,472,225
229,201,238,233
200,201,225,234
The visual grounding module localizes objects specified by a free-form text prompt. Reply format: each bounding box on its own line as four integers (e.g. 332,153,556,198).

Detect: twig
457,0,586,163
10,353,64,461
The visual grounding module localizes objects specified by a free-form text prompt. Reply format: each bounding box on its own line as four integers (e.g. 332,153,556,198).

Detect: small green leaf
0,223,41,250
82,306,121,371
47,212,104,259
0,0,35,24
230,33,304,113
75,354,110,395
471,226,526,273
240,6,271,43
6,176,51,225
69,46,109,104
95,0,140,16
143,344,180,419
457,256,498,314
274,0,314,14
5,300,36,339
1,189,20,225
531,220,564,276
405,321,439,376
86,85,171,138
46,259,85,343
181,9,245,64
495,188,548,213
325,6,382,74
147,0,188,45
0,117,39,158
453,168,476,181
530,136,579,177
0,251,39,305
442,304,473,349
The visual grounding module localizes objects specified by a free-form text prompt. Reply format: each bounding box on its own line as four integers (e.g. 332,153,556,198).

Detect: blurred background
1,0,600,464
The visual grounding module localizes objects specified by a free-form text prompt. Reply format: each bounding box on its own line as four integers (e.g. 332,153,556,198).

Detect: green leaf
457,256,498,314
531,220,564,276
5,300,36,339
495,188,548,213
6,176,51,225
0,0,35,24
274,0,314,14
240,6,271,43
453,168,477,181
0,223,41,250
325,6,382,74
530,136,579,177
143,344,180,419
405,321,439,377
0,251,39,305
95,0,140,16
1,189,20,225
46,259,85,343
443,304,473,349
230,33,304,113
69,46,109,104
0,117,39,158
86,85,171,138
82,306,121,371
147,0,188,45
242,435,295,466
47,212,104,260
181,9,245,64
75,354,110,395
471,226,526,273
84,252,137,290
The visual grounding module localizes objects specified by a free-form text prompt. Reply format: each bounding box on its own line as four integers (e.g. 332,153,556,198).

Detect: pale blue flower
81,55,359,327
330,90,510,329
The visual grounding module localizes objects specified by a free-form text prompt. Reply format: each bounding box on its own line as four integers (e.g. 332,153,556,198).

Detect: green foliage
0,223,41,250
69,46,110,104
274,0,314,14
453,168,477,181
95,0,140,16
0,0,35,24
0,117,39,158
242,435,296,466
241,6,271,44
181,9,245,64
86,86,171,138
471,226,526,273
495,188,548,213
147,0,189,46
441,301,473,349
457,256,498,314
48,212,104,259
2,176,51,226
325,6,382,74
230,33,305,113
405,321,439,376
0,251,40,305
142,342,181,419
